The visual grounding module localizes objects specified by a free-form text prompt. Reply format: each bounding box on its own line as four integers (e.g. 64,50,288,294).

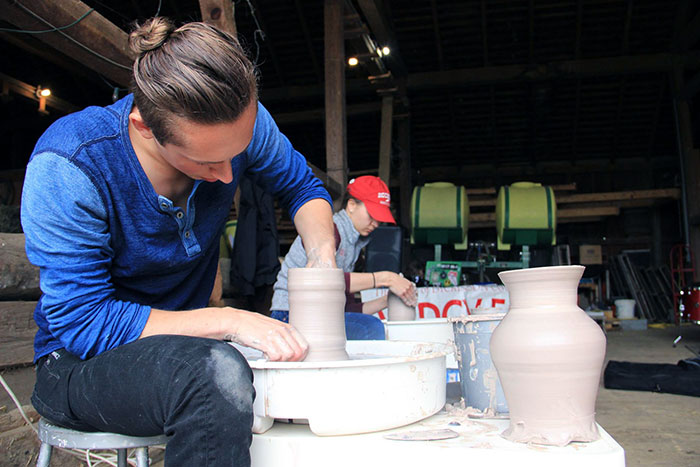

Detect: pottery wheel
230,341,450,436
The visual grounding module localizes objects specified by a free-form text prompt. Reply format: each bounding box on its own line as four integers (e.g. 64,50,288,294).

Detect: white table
251,411,625,467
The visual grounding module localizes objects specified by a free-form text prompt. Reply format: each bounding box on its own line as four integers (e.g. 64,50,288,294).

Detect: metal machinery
411,181,557,284
494,181,557,266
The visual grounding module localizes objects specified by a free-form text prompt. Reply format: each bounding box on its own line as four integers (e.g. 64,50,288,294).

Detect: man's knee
206,342,255,414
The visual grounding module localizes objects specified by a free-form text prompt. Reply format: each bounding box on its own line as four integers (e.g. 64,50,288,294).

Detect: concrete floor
596,323,700,467
2,324,700,466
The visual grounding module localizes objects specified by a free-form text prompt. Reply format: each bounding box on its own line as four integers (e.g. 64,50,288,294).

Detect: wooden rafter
622,0,633,54
355,0,407,78
647,76,666,161
681,7,700,50
480,0,488,66
429,0,444,70
0,0,132,86
407,54,700,89
198,0,237,35
612,77,628,163
575,0,583,59
293,0,322,84
0,72,79,115
528,0,534,63
571,79,581,165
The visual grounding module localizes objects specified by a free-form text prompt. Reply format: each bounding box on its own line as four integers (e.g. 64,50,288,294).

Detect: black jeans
32,335,255,466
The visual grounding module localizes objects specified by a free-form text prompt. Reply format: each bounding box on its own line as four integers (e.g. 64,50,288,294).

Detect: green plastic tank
495,181,556,249
411,182,469,246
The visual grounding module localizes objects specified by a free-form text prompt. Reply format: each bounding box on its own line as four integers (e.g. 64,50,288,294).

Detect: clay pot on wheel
387,292,416,321
490,265,606,446
288,268,349,362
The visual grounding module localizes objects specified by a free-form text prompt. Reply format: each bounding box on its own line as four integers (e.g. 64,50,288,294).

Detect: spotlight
381,46,390,56
36,86,51,98
347,57,359,66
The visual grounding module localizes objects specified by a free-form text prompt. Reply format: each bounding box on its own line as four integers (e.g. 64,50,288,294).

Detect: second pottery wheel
231,341,449,436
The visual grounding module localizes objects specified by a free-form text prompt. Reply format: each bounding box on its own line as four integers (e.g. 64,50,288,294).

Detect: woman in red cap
270,176,417,339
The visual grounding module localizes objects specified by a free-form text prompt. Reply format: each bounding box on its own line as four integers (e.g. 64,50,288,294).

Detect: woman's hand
224,309,309,362
386,272,417,307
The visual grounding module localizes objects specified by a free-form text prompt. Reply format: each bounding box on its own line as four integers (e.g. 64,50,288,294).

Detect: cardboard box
579,244,602,265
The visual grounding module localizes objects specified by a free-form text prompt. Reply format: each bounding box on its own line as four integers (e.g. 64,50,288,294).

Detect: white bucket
614,299,636,319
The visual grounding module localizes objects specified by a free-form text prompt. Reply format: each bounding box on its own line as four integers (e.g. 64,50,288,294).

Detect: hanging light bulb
347,57,359,66
381,46,390,56
36,86,51,98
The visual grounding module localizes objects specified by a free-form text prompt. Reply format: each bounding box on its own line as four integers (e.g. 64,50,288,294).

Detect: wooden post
671,62,700,273
397,116,411,230
199,0,237,35
324,0,347,203
378,95,394,185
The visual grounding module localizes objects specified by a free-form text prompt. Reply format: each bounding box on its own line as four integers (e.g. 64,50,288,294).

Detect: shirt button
176,211,184,219
185,231,191,238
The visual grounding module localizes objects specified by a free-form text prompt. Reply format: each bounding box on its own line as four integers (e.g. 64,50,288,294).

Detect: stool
37,418,169,467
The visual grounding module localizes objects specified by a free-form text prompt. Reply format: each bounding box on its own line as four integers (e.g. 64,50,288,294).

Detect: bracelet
371,272,376,288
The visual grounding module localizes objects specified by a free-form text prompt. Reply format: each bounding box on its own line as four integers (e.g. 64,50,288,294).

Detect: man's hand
224,310,309,361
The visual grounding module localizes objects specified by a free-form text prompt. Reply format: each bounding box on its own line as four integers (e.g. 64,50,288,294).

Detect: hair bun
129,17,175,56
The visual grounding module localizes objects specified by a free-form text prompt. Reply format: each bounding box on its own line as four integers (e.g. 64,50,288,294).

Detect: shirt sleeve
343,273,363,313
21,153,151,360
243,102,332,220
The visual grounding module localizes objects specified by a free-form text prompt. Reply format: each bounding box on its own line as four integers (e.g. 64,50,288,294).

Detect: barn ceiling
1,0,699,192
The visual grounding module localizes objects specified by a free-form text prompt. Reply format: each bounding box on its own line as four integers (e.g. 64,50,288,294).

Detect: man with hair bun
21,17,336,466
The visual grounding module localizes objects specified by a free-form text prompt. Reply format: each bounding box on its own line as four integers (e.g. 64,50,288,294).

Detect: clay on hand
224,311,309,362
305,247,335,268
389,273,418,307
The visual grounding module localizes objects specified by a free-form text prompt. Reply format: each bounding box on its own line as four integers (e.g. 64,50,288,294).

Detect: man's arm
293,198,337,268
140,306,308,361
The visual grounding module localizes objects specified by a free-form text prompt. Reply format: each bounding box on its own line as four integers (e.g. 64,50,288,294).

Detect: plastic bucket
450,315,508,414
614,299,636,319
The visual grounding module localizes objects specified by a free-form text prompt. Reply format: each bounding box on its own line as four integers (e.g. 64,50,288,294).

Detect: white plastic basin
384,318,458,368
231,341,449,436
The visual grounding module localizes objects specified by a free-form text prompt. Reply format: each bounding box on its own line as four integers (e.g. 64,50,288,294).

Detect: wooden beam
272,101,380,125
397,116,411,230
0,72,79,115
198,0,237,35
468,206,621,227
355,0,408,78
681,8,700,50
672,61,700,272
468,189,679,208
378,95,393,185
294,0,322,84
429,0,444,70
480,0,488,66
307,162,342,199
408,54,700,89
261,53,700,102
556,188,680,204
417,156,678,180
324,0,347,197
0,0,132,86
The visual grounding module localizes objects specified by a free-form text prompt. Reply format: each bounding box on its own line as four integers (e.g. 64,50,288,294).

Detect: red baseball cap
346,176,396,224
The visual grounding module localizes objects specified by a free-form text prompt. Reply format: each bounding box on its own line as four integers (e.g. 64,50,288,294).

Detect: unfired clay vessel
387,292,416,321
288,268,349,362
490,265,606,446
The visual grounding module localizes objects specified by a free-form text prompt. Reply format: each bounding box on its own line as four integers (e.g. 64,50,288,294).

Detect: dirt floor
2,323,700,466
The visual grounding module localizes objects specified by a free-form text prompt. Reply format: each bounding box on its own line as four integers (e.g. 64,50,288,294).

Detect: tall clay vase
490,265,606,446
288,268,349,362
